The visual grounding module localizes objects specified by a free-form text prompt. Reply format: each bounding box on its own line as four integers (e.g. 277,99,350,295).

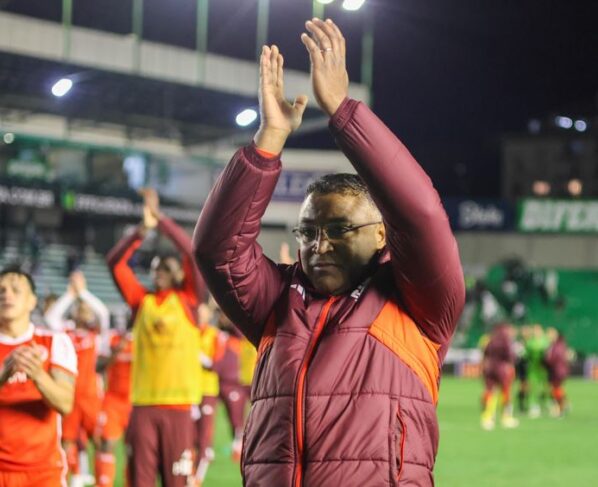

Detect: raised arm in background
142,188,205,306
106,204,154,310
45,271,110,333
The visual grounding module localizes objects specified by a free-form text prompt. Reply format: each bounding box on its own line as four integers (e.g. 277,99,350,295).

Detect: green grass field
113,378,597,486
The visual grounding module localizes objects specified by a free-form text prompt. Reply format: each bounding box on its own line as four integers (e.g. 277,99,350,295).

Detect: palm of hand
259,45,308,136
261,86,302,134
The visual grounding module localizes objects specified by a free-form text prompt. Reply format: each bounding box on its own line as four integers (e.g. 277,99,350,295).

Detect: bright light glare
527,119,541,134
3,133,15,144
235,109,258,127
574,120,587,132
568,179,583,196
342,0,366,10
555,116,573,129
532,180,551,196
316,0,335,4
51,78,73,97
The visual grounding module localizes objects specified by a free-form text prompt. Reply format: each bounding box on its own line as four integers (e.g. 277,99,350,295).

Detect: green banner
518,199,598,233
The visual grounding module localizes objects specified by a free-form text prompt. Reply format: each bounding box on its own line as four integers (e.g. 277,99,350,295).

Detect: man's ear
375,223,386,250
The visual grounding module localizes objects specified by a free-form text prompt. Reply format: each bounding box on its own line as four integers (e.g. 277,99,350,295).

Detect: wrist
254,127,289,155
323,96,346,118
30,368,46,385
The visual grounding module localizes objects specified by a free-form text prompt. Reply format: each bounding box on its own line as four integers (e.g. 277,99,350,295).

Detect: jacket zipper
293,297,337,487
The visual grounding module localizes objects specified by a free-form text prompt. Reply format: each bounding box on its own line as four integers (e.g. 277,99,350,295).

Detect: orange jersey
0,325,77,472
67,329,101,400
101,331,133,400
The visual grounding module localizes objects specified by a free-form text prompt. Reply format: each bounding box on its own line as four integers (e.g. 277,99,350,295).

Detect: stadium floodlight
51,78,73,97
532,180,551,196
574,120,587,132
316,0,335,4
236,108,258,127
555,116,573,129
342,0,366,11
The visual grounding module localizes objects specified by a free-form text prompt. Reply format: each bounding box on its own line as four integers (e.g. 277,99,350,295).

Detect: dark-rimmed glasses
292,221,382,244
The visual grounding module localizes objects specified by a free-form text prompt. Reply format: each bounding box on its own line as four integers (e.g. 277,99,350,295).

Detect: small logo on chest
291,284,306,302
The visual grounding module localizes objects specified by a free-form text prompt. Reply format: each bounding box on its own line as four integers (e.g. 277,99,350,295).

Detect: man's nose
312,231,333,254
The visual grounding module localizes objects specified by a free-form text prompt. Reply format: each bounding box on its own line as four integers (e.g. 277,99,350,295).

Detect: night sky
3,0,598,198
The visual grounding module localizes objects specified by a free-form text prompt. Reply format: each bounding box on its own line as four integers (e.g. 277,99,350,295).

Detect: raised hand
301,18,349,117
11,346,45,382
69,270,87,295
139,188,160,229
254,45,309,154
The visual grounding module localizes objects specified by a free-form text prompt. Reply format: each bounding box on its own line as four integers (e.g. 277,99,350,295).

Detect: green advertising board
518,199,598,233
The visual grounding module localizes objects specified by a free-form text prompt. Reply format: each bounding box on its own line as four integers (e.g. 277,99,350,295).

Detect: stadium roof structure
0,9,370,151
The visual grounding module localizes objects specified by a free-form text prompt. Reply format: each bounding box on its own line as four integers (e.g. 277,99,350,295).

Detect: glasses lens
325,224,348,240
293,226,318,243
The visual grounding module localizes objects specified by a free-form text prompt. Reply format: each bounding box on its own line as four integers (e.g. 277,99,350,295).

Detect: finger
325,19,346,58
12,355,33,371
260,46,272,90
20,346,39,358
306,19,332,51
12,348,27,360
314,18,340,54
277,54,284,90
301,33,324,66
270,45,279,86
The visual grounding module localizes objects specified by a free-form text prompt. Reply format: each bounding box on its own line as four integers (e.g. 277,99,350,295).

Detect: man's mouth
311,263,338,270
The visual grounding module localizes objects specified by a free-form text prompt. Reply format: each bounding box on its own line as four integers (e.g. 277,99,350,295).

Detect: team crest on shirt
291,283,306,302
7,371,28,384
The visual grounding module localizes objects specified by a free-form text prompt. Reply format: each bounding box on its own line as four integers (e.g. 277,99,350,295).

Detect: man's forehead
299,192,375,222
152,257,180,271
0,273,31,289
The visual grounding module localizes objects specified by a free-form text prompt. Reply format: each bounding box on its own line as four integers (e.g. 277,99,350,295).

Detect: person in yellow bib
107,189,206,487
239,335,257,414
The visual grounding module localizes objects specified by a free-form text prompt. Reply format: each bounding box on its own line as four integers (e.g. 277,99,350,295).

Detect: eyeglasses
292,221,382,244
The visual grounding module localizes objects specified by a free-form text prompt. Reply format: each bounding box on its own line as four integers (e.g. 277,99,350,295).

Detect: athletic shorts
0,468,65,487
97,394,132,442
126,406,194,487
483,362,515,389
62,395,101,442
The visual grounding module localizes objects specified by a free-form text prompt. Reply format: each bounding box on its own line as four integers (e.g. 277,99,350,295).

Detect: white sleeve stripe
50,332,78,375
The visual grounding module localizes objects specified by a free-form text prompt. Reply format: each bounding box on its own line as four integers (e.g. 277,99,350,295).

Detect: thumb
293,95,309,117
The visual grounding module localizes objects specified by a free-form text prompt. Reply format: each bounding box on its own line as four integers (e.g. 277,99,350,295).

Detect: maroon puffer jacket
193,98,465,486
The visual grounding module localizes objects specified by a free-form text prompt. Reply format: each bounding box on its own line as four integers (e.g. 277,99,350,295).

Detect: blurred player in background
480,323,519,430
239,333,257,417
45,270,109,486
212,309,246,463
95,324,133,487
107,188,205,487
525,324,550,418
544,327,571,418
193,303,222,487
515,325,532,413
0,267,77,487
